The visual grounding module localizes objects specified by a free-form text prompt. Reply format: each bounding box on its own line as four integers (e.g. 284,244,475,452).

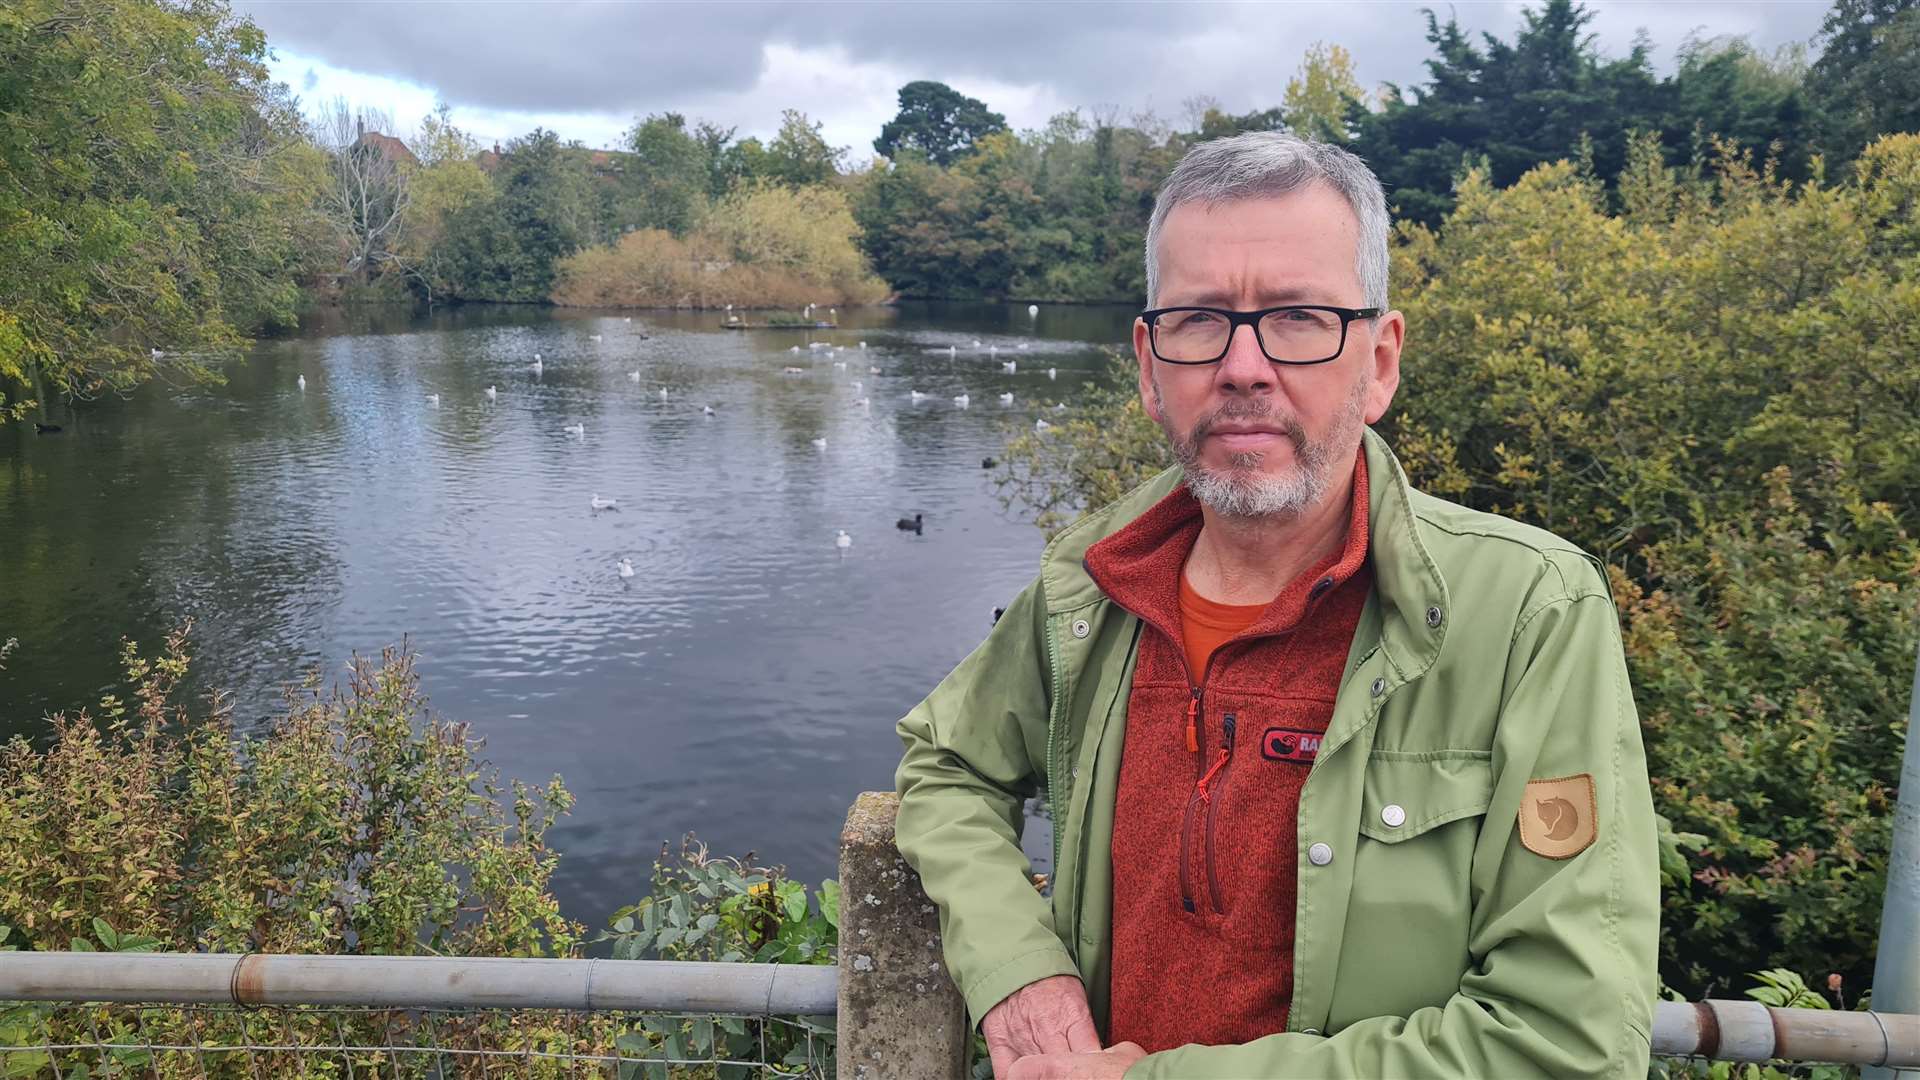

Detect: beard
1152,372,1370,520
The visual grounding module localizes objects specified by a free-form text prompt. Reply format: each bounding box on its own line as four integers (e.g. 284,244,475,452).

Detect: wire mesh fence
0,1000,834,1079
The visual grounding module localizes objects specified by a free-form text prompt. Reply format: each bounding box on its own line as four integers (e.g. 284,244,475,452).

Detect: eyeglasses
1140,305,1381,365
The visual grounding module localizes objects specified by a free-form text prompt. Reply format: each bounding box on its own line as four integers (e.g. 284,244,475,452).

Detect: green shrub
0,624,581,958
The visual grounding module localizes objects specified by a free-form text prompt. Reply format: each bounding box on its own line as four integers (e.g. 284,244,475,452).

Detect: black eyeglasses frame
1138,304,1382,366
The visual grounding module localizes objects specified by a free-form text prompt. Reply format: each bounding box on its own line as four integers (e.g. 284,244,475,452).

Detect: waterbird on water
952,393,970,407
982,456,997,469
533,358,543,376
999,392,1014,405
564,422,585,437
628,370,641,382
427,393,440,407
851,380,862,391
657,386,668,399
909,390,927,402
783,366,805,374
591,493,618,510
896,513,923,534
859,341,867,349
853,397,869,408
702,405,715,415
1028,304,1039,317
1002,360,1017,373
811,437,827,450
836,530,852,551
297,374,306,391
588,334,603,343
34,423,62,434
485,385,497,401
868,366,880,374
1034,418,1052,432
618,558,635,578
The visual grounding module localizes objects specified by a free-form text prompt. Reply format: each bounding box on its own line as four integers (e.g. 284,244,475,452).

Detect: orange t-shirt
1177,570,1267,682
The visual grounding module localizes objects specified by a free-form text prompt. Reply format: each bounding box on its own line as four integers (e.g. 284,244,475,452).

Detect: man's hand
1004,1043,1148,1080
981,974,1104,1077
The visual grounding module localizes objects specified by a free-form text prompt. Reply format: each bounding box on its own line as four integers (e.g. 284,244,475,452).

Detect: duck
34,422,62,434
896,513,924,534
297,374,307,391
981,456,997,469
150,348,164,360
952,393,970,407
998,392,1014,405
835,529,852,551
427,393,440,407
590,493,618,510
485,385,498,401
564,422,585,437
618,558,635,578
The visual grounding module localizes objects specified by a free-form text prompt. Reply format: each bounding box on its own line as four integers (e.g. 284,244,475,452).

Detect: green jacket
894,428,1659,1078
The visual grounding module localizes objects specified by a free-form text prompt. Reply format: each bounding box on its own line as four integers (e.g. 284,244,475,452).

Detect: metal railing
2,790,1917,1077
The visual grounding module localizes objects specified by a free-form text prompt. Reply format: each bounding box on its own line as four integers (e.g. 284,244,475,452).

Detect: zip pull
1197,714,1236,802
1185,689,1200,753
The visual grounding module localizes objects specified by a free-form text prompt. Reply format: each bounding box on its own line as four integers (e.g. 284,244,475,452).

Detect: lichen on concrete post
836,790,968,1079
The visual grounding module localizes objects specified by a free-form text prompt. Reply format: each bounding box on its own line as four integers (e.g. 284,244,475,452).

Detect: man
894,131,1659,1079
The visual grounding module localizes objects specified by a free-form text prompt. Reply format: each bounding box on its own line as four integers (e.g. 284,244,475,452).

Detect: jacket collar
1078,452,1370,658
1042,426,1450,684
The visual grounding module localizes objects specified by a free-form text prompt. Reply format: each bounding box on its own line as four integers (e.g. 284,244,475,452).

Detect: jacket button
1426,605,1444,628
1381,804,1406,828
1307,842,1334,866
1071,619,1090,638
1370,677,1386,698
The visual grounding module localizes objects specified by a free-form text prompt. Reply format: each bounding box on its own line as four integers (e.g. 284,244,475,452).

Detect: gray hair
1144,131,1390,311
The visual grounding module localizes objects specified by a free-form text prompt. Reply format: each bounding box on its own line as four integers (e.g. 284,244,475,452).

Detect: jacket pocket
1356,750,1492,843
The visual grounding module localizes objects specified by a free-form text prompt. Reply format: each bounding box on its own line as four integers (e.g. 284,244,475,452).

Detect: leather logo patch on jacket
1519,773,1597,858
1261,727,1322,764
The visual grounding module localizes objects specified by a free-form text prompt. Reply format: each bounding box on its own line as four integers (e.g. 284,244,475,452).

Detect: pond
0,300,1139,931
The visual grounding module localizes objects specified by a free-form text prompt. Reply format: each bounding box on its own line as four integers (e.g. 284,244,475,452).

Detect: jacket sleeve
1129,560,1660,1079
894,576,1083,1027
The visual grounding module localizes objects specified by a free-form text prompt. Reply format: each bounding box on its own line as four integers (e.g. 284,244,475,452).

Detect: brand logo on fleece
1260,728,1321,764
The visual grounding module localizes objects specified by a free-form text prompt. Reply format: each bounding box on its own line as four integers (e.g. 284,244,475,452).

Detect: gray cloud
236,1,1832,141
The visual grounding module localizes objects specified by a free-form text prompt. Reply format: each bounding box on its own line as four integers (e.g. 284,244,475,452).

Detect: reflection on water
0,301,1134,928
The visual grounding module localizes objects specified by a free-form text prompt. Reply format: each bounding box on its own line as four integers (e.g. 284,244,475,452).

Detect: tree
762,110,845,187
621,112,711,235
438,129,595,302
315,98,413,284
399,105,492,302
873,80,1009,166
1805,0,1920,162
0,0,328,423
1283,43,1363,143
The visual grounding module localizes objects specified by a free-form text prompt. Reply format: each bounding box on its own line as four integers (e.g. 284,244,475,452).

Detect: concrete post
836,791,968,1079
1866,645,1920,1080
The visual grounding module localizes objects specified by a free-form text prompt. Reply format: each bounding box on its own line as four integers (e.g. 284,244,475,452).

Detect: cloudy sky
236,1,1833,157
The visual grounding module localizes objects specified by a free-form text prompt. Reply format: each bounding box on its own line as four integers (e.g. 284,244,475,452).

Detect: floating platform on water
721,321,839,330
